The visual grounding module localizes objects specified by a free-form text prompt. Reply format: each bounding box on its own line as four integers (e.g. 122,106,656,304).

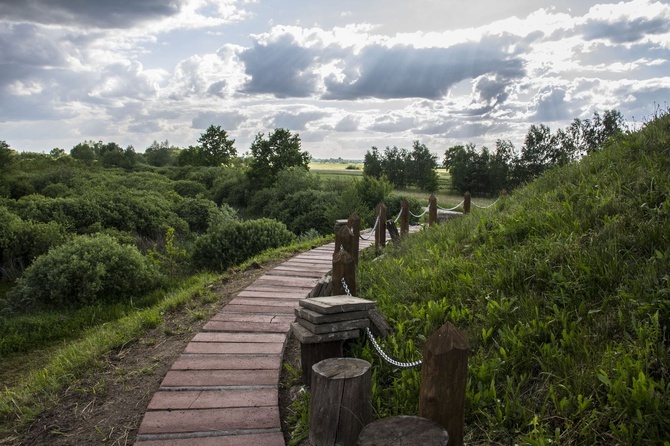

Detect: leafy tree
197,125,237,167
247,128,311,189
49,147,66,158
70,140,101,165
407,141,439,192
363,146,383,178
145,140,178,167
381,146,409,188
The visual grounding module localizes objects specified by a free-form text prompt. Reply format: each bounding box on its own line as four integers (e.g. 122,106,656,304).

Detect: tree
70,140,101,165
197,125,237,167
247,128,311,189
363,147,383,178
407,141,439,192
145,140,178,167
1,140,16,170
381,146,409,188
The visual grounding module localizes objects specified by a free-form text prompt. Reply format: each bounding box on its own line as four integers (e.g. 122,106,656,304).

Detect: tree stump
429,194,438,227
386,219,400,243
419,322,469,446
300,340,343,387
356,415,449,446
309,358,372,446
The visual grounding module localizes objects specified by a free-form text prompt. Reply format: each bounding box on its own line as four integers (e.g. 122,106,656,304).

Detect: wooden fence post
419,322,469,446
332,248,355,296
400,198,409,236
375,203,386,255
463,192,471,214
335,224,355,260
310,358,372,446
429,194,438,227
348,212,360,265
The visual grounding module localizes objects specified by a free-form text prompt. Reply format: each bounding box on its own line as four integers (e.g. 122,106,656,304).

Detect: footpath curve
134,237,374,445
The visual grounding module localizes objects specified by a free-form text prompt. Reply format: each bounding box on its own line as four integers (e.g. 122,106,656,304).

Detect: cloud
368,114,416,132
334,115,360,132
192,111,248,129
239,33,321,97
580,16,670,43
532,87,573,122
270,111,328,130
0,0,183,28
324,39,525,100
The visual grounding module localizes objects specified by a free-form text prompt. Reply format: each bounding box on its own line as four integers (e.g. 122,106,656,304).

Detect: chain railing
436,200,465,212
471,197,501,209
341,278,422,369
360,215,380,240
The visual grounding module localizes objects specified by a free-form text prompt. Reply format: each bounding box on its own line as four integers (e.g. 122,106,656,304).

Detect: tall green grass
351,113,670,444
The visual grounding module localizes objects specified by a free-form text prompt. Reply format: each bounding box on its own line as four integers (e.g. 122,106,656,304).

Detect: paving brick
161,369,279,387
191,332,286,343
171,355,280,371
209,313,294,323
257,275,320,285
135,432,285,446
229,297,302,307
244,284,315,293
266,268,327,278
147,388,278,410
203,321,292,333
184,341,284,355
237,290,307,299
219,304,296,314
138,406,279,435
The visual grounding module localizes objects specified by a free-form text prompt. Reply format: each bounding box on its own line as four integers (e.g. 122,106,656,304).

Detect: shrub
176,198,236,233
10,234,163,308
173,180,208,198
192,218,295,271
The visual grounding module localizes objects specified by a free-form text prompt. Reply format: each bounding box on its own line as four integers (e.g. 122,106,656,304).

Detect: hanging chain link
340,277,422,369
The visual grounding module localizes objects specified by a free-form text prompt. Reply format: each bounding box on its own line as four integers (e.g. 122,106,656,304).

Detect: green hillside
353,112,670,444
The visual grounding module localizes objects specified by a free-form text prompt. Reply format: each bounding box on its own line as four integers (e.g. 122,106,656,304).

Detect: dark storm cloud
239,34,321,98
271,111,328,130
192,111,248,130
324,40,525,100
580,15,670,43
0,0,182,28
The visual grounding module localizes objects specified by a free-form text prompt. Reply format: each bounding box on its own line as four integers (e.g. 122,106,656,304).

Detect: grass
346,112,670,444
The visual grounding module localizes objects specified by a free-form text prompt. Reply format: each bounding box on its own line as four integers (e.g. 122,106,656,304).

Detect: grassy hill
352,112,670,444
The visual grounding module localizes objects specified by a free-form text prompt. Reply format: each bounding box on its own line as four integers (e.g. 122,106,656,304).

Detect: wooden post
348,212,360,265
419,322,469,446
356,415,449,446
386,219,400,243
300,341,343,387
429,194,437,227
335,224,355,260
375,203,386,254
400,198,409,236
463,192,471,214
332,248,355,296
310,358,372,446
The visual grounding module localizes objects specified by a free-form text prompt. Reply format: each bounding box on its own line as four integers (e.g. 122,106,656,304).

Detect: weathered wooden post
335,223,356,260
463,192,471,214
400,198,409,237
357,415,449,446
332,247,355,296
310,358,372,446
429,193,438,227
348,212,360,265
375,203,386,254
419,322,469,446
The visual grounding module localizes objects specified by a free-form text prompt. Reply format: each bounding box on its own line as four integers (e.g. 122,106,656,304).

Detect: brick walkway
135,236,376,445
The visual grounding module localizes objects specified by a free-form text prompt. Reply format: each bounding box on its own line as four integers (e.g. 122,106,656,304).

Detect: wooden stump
463,192,471,214
400,198,409,236
419,322,469,446
309,358,372,446
375,203,386,254
386,219,400,243
356,415,449,446
300,340,343,387
348,212,360,265
429,194,438,227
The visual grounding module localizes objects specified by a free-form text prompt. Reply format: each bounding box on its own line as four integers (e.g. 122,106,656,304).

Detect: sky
1,0,669,159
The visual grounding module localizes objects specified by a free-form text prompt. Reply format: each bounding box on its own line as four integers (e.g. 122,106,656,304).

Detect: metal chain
471,197,501,209
340,278,423,369
360,215,380,240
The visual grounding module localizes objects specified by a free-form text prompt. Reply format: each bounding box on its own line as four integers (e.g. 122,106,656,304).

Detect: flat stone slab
297,317,369,334
184,342,284,355
299,296,376,314
138,406,280,435
161,369,279,387
203,321,292,333
291,322,360,344
172,355,280,371
148,388,278,410
191,332,286,343
135,432,285,446
295,307,369,324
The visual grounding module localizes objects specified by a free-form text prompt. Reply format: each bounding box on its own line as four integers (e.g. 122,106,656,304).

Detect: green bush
192,218,295,271
173,180,208,198
10,234,163,308
176,198,236,233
